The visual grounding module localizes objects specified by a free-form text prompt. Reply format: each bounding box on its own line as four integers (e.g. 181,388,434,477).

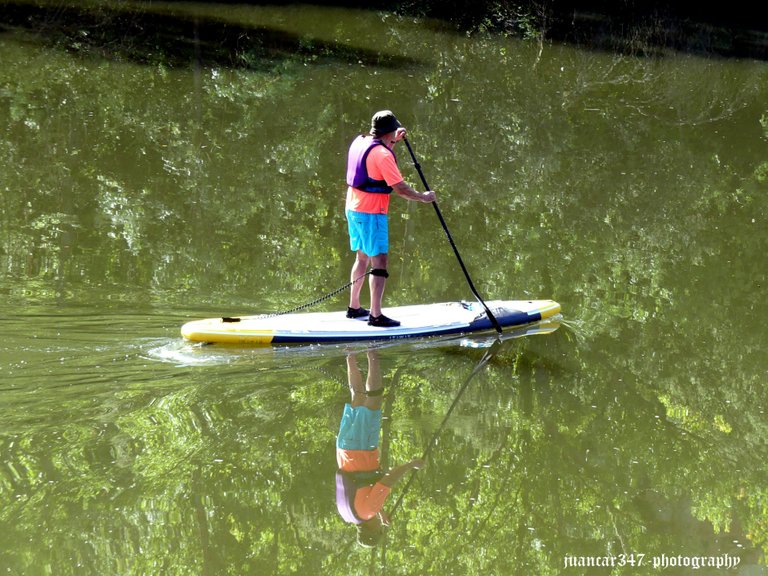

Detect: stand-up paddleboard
181,299,560,345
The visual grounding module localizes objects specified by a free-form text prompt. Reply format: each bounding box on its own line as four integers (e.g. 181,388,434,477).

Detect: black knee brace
370,268,389,278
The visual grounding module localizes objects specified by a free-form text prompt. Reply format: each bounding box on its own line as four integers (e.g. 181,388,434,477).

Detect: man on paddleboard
345,110,436,327
335,351,424,546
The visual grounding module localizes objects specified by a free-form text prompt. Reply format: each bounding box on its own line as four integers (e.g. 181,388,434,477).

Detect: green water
1,2,767,574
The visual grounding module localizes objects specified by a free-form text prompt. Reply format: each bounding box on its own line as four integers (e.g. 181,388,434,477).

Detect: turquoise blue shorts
336,404,382,451
346,210,388,257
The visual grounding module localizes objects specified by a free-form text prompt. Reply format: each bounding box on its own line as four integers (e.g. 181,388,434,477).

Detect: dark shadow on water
0,1,419,70
543,3,768,61
1,0,766,67
146,0,768,62
403,0,768,61
405,0,768,61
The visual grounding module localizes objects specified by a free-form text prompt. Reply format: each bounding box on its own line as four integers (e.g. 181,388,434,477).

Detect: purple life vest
335,471,364,524
346,135,396,194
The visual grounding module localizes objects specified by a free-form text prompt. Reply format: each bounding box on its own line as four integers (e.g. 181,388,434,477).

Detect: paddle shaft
403,137,502,334
389,340,501,517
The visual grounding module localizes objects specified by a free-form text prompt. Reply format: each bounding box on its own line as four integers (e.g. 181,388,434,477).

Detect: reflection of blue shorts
346,210,388,257
336,404,382,451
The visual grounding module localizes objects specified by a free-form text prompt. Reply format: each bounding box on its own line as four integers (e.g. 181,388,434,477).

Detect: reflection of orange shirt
345,144,404,215
336,448,391,520
354,483,391,520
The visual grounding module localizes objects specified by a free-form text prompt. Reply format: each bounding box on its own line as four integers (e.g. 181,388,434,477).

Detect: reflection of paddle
403,137,502,335
389,340,502,517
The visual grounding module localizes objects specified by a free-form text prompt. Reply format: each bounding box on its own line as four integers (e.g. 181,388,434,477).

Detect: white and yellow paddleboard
181,299,561,346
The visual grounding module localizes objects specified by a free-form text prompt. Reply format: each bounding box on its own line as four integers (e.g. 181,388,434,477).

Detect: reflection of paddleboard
181,300,561,345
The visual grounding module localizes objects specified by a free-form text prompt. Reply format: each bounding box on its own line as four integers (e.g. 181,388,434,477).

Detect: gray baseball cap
370,110,401,136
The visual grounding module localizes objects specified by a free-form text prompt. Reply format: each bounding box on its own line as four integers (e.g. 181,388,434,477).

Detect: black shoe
346,307,369,319
367,314,401,328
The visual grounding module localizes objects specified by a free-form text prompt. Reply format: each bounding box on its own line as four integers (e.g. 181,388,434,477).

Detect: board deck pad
181,300,561,345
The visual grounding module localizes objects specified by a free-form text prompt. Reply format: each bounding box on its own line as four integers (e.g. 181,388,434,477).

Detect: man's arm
392,181,436,203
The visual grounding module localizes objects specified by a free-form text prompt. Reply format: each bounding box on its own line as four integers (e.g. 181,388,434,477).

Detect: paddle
403,137,503,334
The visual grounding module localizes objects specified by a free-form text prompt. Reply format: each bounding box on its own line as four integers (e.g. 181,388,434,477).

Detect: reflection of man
335,350,423,547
